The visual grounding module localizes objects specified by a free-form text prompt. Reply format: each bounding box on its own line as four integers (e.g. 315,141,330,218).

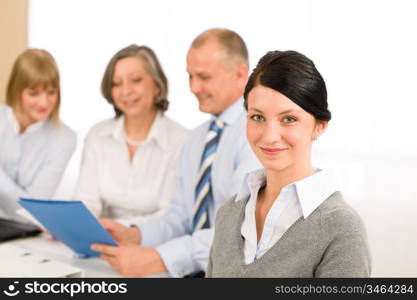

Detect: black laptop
0,217,41,242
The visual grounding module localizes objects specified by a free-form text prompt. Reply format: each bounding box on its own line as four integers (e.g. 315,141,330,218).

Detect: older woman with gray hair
74,45,187,226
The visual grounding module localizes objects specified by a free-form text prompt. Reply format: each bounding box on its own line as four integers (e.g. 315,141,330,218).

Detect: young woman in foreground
207,50,371,277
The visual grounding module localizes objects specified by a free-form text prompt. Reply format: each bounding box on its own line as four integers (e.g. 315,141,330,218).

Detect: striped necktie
192,118,225,232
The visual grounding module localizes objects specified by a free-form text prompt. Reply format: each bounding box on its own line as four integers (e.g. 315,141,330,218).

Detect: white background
28,0,417,276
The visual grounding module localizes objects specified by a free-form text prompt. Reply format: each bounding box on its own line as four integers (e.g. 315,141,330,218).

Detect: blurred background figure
0,48,76,221
73,45,187,225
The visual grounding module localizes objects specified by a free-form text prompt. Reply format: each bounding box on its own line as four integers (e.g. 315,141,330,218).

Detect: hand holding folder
19,198,117,258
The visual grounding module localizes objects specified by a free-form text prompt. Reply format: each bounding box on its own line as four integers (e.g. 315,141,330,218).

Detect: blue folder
19,198,117,258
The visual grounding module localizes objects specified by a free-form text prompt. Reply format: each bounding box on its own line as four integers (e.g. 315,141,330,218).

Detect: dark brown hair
244,50,331,121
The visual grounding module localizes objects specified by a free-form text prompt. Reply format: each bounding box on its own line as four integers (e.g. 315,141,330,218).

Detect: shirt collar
100,112,170,151
235,168,265,203
295,168,339,218
211,97,245,126
146,112,170,151
236,168,339,218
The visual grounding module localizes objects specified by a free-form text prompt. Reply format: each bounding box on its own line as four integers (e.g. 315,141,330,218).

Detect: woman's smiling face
246,85,326,173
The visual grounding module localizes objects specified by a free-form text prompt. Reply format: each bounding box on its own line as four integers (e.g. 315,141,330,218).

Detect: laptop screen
0,218,41,242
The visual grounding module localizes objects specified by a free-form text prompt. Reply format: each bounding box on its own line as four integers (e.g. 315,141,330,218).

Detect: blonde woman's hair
6,48,61,124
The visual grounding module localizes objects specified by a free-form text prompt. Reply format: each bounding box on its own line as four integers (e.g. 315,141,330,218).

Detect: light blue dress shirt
0,104,76,221
138,99,262,277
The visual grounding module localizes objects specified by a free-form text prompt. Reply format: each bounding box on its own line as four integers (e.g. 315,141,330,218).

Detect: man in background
92,28,260,277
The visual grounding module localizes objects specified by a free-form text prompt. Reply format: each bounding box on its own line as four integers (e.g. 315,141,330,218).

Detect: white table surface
8,234,169,278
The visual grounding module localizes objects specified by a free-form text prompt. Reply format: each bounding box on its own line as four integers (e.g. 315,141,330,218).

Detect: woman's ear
313,121,328,140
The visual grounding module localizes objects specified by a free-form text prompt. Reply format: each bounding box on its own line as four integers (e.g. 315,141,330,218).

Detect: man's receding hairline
188,39,246,70
190,28,248,66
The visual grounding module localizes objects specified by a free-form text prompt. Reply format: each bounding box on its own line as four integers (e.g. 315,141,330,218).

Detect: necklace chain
124,131,142,147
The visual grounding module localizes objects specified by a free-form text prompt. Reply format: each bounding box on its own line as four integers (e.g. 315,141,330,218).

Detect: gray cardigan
206,192,371,277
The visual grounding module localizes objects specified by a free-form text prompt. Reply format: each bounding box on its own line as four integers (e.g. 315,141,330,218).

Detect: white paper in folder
0,244,83,278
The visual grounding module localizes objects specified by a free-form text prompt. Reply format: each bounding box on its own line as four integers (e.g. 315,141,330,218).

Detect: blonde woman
74,45,187,226
0,49,76,221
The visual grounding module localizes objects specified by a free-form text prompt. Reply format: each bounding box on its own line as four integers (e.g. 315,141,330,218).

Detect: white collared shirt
0,104,76,221
73,112,188,226
236,168,339,264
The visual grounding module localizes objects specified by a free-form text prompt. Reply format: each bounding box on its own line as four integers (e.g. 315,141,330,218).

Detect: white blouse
235,168,339,264
73,112,188,226
0,104,76,221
